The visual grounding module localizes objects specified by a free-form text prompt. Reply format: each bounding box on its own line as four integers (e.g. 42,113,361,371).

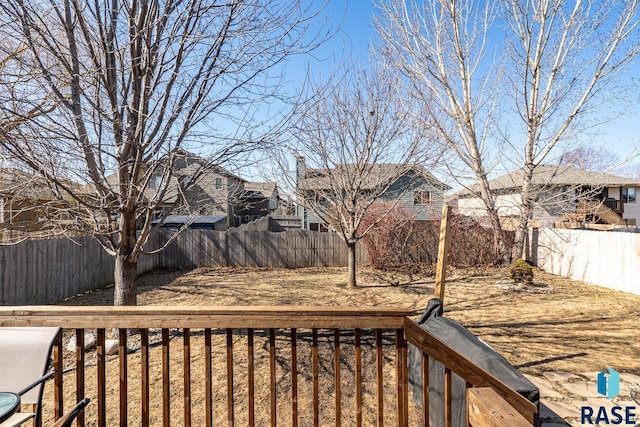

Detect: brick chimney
295,154,306,183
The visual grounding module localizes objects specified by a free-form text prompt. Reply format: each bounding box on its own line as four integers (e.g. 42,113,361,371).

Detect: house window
215,178,223,190
622,187,637,203
309,222,328,232
414,191,432,205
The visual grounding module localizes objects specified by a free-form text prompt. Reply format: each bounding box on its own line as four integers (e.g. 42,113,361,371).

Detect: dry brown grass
62,265,640,375
44,266,640,425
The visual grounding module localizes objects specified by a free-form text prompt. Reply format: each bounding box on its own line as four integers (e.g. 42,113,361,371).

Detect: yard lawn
62,265,640,376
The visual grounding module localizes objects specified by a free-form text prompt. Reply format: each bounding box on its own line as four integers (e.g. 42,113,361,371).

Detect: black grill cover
408,303,539,427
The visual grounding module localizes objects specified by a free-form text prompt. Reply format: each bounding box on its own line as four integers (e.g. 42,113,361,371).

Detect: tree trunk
512,165,535,261
347,241,357,288
474,166,510,263
114,253,138,306
114,208,139,306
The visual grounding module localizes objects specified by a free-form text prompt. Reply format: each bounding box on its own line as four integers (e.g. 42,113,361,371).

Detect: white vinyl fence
529,228,640,295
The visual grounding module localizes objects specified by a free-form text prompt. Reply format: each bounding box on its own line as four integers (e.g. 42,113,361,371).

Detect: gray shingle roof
457,165,640,196
151,215,226,225
298,164,450,191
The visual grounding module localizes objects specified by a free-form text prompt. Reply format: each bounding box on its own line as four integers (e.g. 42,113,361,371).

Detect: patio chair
48,398,89,427
0,327,61,427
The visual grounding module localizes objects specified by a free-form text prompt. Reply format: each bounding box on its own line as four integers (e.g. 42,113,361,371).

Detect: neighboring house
295,156,450,231
229,182,279,227
107,150,279,229
457,165,640,227
0,168,78,233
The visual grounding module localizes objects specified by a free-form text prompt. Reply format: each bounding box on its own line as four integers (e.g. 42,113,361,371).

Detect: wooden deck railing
0,307,537,426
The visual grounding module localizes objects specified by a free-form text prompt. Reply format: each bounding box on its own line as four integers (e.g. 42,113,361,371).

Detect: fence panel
1,229,370,305
156,229,366,270
529,227,640,295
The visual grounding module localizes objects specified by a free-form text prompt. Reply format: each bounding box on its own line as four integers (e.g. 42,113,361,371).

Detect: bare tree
618,162,640,180
376,0,640,261
286,62,442,287
375,0,510,261
558,146,620,172
0,0,328,305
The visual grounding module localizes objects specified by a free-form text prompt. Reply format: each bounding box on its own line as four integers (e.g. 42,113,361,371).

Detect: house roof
242,182,278,198
100,150,246,188
0,167,81,200
151,214,227,226
457,165,640,196
298,164,450,192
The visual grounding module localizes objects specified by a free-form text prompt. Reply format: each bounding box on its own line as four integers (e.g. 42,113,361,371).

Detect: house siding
458,190,575,222
384,176,443,220
297,203,325,230
297,173,445,230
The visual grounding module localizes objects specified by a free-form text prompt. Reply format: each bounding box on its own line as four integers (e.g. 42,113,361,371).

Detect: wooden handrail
0,307,536,426
0,306,412,329
403,318,538,425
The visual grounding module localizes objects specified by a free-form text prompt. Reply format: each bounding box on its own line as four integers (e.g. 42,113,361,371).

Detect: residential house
0,168,79,233
295,155,450,231
229,182,279,227
456,165,640,227
139,150,278,228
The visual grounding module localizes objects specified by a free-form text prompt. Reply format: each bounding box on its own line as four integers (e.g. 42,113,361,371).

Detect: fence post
434,204,452,302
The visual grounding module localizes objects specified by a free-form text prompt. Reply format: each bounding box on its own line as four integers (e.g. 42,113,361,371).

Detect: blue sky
252,1,640,185
333,1,639,163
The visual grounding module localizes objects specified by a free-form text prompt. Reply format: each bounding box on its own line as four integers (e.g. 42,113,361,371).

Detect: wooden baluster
422,353,429,427
162,329,170,427
75,329,85,426
205,329,213,427
444,367,452,427
355,329,362,427
334,329,341,427
53,332,63,420
291,328,298,427
141,329,149,427
248,329,255,426
183,328,191,427
376,329,383,427
402,332,408,426
269,328,277,427
395,329,406,427
97,329,106,427
119,329,127,427
312,329,319,427
226,329,234,427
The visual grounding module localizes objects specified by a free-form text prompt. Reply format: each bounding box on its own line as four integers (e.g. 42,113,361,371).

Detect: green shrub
510,258,533,285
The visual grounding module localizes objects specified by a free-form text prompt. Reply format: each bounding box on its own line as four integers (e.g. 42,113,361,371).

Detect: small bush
510,258,533,284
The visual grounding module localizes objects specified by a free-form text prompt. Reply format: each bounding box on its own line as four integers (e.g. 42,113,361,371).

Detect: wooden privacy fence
157,229,369,269
0,234,159,305
0,306,536,427
0,230,366,305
